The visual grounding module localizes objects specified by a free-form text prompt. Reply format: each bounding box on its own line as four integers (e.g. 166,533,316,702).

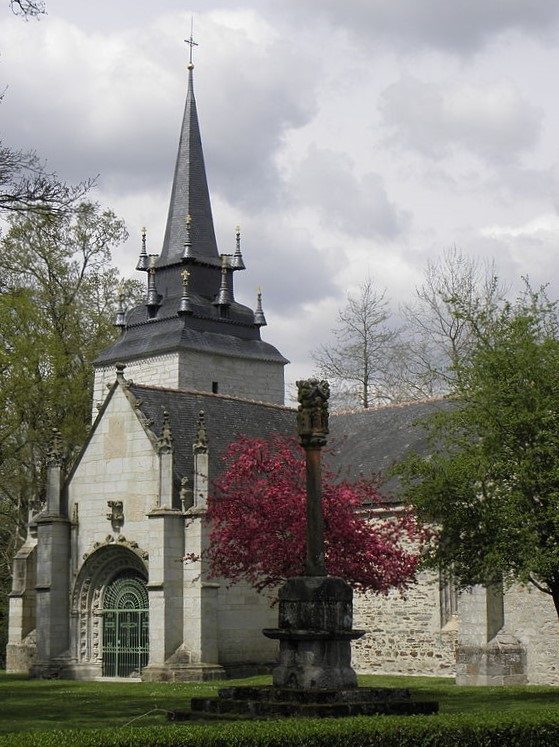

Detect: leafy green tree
0,204,141,662
397,283,559,616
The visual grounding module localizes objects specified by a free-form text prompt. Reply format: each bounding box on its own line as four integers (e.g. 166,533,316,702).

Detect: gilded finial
181,269,191,285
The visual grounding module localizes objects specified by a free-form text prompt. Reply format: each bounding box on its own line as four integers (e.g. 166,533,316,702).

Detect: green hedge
3,712,559,747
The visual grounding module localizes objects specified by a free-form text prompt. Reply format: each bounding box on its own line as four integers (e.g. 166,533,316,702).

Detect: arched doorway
101,572,149,677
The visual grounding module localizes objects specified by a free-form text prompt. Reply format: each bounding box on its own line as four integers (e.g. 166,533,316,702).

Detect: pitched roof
328,398,454,498
125,383,449,502
129,383,295,484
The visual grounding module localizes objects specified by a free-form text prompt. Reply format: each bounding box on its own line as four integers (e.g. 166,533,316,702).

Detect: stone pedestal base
6,641,37,675
456,633,527,685
142,663,225,683
30,657,78,679
263,576,364,689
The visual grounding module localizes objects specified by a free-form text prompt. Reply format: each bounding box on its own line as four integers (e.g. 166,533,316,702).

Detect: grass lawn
2,671,559,736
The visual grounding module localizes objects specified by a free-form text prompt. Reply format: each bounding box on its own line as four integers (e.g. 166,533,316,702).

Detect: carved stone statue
296,379,330,448
106,500,124,529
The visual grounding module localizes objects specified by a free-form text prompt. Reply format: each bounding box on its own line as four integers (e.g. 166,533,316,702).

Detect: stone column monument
262,379,364,689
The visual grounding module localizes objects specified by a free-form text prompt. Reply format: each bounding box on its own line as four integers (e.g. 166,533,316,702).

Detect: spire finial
194,410,208,453
184,17,198,69
157,410,174,454
182,213,193,259
214,255,232,307
136,226,149,271
146,255,160,316
114,285,126,330
254,287,267,327
47,428,64,468
179,268,193,316
231,224,245,270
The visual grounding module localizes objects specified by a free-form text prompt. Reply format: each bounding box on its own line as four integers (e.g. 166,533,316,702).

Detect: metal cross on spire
184,17,198,66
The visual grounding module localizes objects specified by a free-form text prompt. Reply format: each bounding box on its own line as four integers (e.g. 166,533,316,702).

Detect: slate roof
159,66,218,266
96,312,288,365
129,383,295,489
94,65,287,369
128,383,450,504
328,398,454,499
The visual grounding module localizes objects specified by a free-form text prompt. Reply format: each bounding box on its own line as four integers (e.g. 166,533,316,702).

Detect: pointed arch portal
101,572,149,677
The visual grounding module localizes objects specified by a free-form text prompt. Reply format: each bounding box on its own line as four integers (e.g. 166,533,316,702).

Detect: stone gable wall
352,571,457,677
69,386,159,562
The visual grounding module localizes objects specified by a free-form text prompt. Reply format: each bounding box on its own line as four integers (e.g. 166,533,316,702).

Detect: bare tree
0,143,94,215
395,247,506,399
2,0,94,215
9,0,45,18
313,278,397,409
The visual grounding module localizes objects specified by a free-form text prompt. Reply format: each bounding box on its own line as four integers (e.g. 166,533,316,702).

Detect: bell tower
93,39,287,408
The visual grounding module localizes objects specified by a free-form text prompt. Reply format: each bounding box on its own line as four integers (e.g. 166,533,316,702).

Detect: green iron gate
101,574,149,677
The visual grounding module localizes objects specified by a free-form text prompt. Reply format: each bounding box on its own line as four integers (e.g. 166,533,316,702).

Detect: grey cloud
0,12,320,210
292,146,409,240
233,215,340,312
283,0,559,55
198,34,319,211
379,76,542,164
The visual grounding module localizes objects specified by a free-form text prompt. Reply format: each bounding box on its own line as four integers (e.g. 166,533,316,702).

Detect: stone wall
352,571,457,677
217,582,278,666
504,583,559,684
93,354,180,417
93,350,285,420
178,351,285,405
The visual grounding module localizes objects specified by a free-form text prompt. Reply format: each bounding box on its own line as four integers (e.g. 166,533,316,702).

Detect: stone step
188,696,438,719
217,685,412,704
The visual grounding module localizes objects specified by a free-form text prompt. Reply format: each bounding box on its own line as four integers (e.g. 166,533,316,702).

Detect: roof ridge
331,395,450,417
129,382,296,412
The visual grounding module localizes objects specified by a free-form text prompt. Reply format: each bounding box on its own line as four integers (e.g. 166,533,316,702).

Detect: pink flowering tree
189,435,423,594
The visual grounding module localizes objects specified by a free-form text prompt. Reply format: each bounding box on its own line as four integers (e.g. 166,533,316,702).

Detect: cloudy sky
2,1,559,398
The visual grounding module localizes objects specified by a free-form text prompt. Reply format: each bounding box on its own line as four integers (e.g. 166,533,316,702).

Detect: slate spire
159,60,219,265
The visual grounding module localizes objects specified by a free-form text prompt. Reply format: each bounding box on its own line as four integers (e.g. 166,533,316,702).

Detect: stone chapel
7,51,559,686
